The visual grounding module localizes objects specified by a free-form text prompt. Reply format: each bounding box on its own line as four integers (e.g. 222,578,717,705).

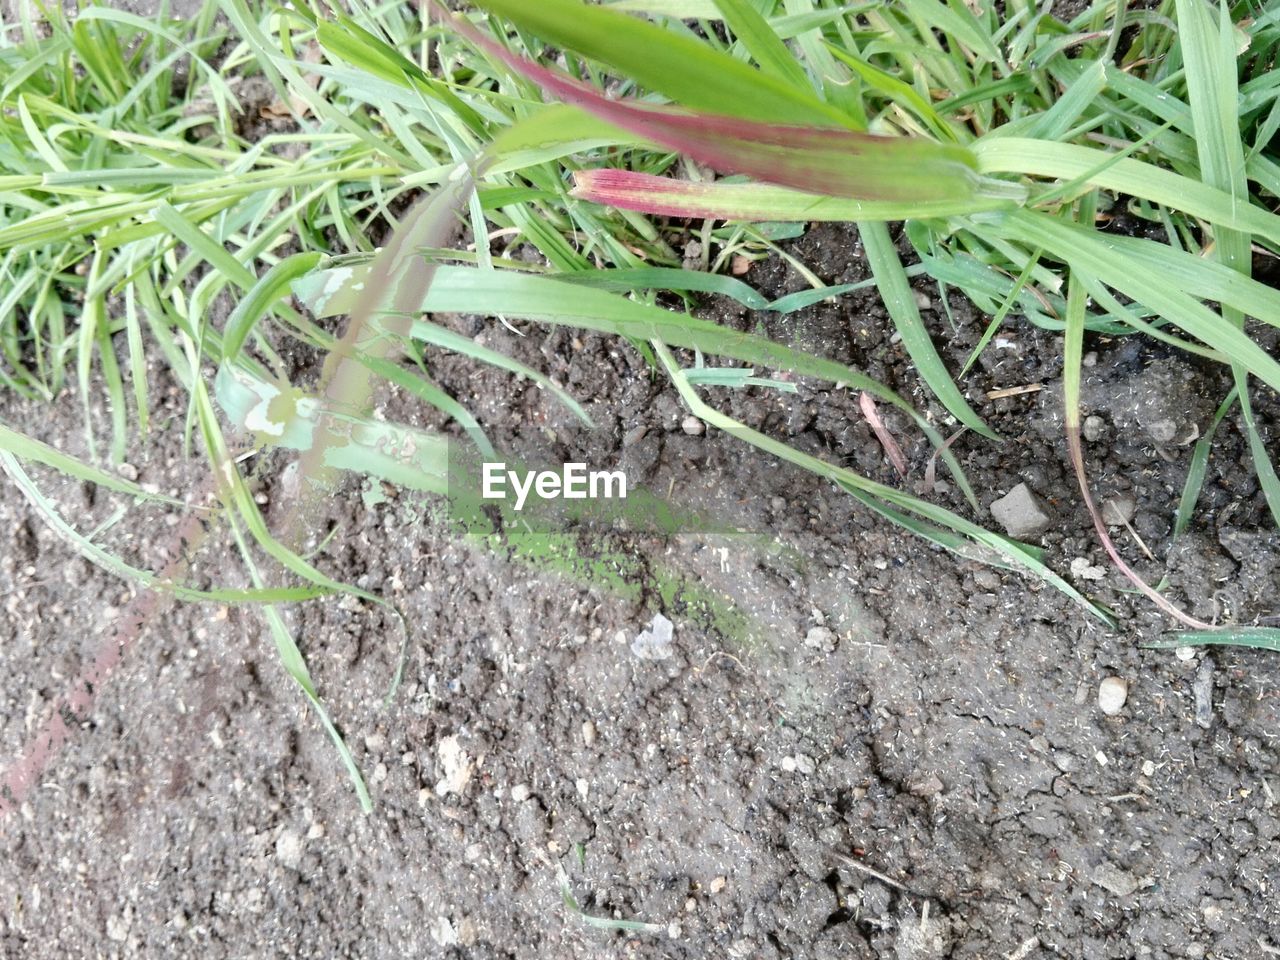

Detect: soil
3,212,1280,960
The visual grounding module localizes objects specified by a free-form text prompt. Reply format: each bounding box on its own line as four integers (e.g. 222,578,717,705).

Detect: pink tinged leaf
438,6,980,204
859,391,909,478
570,170,1011,221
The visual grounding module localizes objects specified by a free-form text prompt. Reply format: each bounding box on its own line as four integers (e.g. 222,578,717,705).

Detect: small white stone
780,756,797,772
1070,557,1107,581
511,784,531,802
1141,760,1156,777
681,415,705,436
582,720,597,746
794,753,816,775
1098,677,1129,716
1175,646,1196,662
804,626,836,652
275,830,304,870
709,876,727,894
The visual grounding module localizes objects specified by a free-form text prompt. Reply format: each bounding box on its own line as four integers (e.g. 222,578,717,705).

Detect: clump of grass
409,0,1279,638
4,0,1280,816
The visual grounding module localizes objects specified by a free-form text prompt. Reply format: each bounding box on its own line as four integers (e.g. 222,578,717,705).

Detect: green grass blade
859,220,997,440
466,0,853,128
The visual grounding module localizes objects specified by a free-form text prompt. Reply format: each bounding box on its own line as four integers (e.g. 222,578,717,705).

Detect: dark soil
3,213,1280,960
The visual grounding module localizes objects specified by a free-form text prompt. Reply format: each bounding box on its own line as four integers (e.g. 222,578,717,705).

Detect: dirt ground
1,211,1279,959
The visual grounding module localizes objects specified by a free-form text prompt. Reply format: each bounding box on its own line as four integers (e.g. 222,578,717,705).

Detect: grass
2,0,1280,810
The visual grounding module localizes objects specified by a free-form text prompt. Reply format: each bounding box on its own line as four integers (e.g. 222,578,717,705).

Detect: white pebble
1098,677,1129,716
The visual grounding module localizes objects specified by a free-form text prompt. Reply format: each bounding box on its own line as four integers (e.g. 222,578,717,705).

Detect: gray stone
1101,494,1137,527
990,483,1054,539
1092,861,1138,897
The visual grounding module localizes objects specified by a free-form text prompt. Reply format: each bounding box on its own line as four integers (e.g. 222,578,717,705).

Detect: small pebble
581,720,596,746
780,756,797,773
793,753,816,775
1098,677,1129,716
681,415,705,436
116,462,139,482
1082,415,1106,442
709,876,727,894
275,830,304,870
1175,645,1196,662
511,784,531,802
909,774,945,798
803,626,836,652
1141,760,1156,777
1101,494,1137,527
1093,862,1138,897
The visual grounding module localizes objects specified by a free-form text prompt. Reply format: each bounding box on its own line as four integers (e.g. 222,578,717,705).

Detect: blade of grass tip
858,391,908,477
225,513,373,813
958,251,1041,378
859,221,998,440
1173,386,1237,540
654,341,1114,624
0,452,321,603
1062,271,1211,629
0,421,190,507
556,865,667,934
223,252,326,363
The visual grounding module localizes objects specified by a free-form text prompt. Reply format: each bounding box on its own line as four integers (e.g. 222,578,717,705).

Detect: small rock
710,876,727,894
429,916,457,947
1141,760,1156,777
435,735,473,797
1092,862,1138,897
275,830,304,870
909,774,945,798
1101,494,1137,527
1098,677,1129,716
631,613,675,661
511,784,531,803
106,908,132,942
1082,415,1106,442
1193,658,1215,728
581,720,596,746
681,415,705,436
990,483,1054,540
116,462,139,482
1146,418,1179,444
780,755,797,773
913,290,932,310
793,753,816,775
803,626,836,652
1175,645,1197,662
1070,557,1107,581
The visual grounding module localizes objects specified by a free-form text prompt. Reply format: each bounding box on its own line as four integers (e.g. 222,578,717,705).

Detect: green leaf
468,0,853,128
